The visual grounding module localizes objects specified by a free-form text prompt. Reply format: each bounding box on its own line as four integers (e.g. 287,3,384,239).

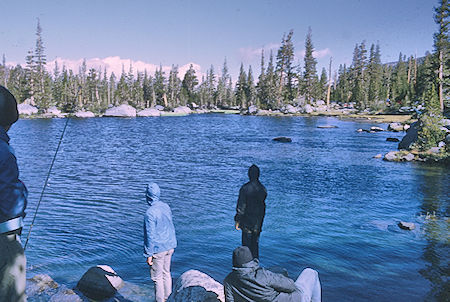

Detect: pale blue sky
0,0,438,80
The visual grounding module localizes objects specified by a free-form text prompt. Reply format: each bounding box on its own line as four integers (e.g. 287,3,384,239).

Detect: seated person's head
232,246,254,267
0,85,18,131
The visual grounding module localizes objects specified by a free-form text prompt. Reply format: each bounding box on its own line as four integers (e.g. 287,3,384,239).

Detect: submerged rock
317,125,338,129
373,154,382,158
272,136,292,143
104,104,137,117
398,221,415,230
27,274,82,302
77,265,124,300
167,270,224,302
18,103,38,115
386,137,400,142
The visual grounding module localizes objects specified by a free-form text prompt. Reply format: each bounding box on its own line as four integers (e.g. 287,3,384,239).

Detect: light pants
151,249,174,302
0,234,27,302
295,268,321,302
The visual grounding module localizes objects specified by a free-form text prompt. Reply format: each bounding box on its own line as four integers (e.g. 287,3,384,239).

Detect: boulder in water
18,103,38,115
398,221,415,230
77,265,124,300
273,136,292,143
384,151,399,161
104,104,137,117
370,126,384,132
137,108,161,117
387,122,404,132
167,270,224,302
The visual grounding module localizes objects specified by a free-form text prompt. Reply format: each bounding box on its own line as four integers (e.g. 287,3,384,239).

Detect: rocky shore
18,101,415,124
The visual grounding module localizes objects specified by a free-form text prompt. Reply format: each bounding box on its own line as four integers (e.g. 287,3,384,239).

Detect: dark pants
242,231,260,259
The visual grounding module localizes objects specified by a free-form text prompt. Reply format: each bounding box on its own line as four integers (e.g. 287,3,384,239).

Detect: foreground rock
104,104,137,117
398,221,415,230
74,111,95,118
27,274,82,302
167,270,224,302
18,103,39,115
137,108,161,117
272,136,292,143
77,265,124,300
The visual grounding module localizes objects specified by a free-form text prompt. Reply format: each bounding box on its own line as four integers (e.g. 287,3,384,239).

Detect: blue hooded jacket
0,127,28,225
143,183,177,257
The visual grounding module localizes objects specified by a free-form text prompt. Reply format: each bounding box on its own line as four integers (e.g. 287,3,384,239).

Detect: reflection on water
414,166,450,301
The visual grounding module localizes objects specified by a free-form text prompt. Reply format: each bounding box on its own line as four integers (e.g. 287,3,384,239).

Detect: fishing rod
24,117,70,250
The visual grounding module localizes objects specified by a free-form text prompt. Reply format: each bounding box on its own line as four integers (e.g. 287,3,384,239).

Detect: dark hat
232,246,253,267
248,164,260,180
0,86,19,127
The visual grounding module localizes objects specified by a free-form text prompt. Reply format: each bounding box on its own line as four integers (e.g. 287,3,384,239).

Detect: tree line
0,0,448,115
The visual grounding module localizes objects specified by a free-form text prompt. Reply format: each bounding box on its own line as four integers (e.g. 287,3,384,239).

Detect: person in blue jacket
0,85,28,302
144,182,177,302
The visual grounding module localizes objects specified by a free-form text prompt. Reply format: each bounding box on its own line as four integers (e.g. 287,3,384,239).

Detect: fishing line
24,117,70,250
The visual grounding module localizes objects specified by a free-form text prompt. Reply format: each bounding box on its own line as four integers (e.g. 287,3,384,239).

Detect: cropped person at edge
144,183,177,302
0,85,28,302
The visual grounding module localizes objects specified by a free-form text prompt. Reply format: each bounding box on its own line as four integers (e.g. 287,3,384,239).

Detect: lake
9,114,449,301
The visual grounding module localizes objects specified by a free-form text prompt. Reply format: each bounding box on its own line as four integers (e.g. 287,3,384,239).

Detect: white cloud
297,48,332,59
238,43,280,62
12,56,205,80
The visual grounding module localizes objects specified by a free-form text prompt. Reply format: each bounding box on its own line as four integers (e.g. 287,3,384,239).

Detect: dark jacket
235,167,267,233
0,127,27,225
223,259,301,302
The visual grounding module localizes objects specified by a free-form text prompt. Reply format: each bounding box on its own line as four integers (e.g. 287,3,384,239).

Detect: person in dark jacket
224,246,321,302
0,85,28,302
235,164,267,259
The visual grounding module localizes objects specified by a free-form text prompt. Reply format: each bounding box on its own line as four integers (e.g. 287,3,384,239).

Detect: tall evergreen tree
303,27,318,104
235,63,247,108
276,29,295,104
433,0,449,112
367,43,383,109
181,64,198,106
246,65,257,106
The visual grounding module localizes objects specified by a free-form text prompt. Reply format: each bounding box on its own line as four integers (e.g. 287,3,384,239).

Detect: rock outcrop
104,104,137,117
137,108,161,117
77,265,124,300
167,270,224,302
18,103,38,115
74,111,95,118
173,106,192,114
387,122,405,132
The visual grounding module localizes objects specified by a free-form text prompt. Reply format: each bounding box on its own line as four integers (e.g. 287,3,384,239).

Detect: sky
0,0,439,82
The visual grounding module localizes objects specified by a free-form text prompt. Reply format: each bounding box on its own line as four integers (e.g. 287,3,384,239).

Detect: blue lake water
9,114,449,301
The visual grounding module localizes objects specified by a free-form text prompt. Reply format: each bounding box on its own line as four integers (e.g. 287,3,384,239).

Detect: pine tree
256,50,267,108
246,65,257,106
276,29,295,105
265,51,278,109
433,0,449,112
154,65,167,106
235,63,247,108
350,42,368,109
367,43,383,109
391,53,409,108
216,58,230,108
318,67,327,101
303,27,318,104
33,19,52,110
181,64,198,106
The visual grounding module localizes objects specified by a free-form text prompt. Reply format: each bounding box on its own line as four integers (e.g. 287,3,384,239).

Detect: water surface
10,114,449,301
